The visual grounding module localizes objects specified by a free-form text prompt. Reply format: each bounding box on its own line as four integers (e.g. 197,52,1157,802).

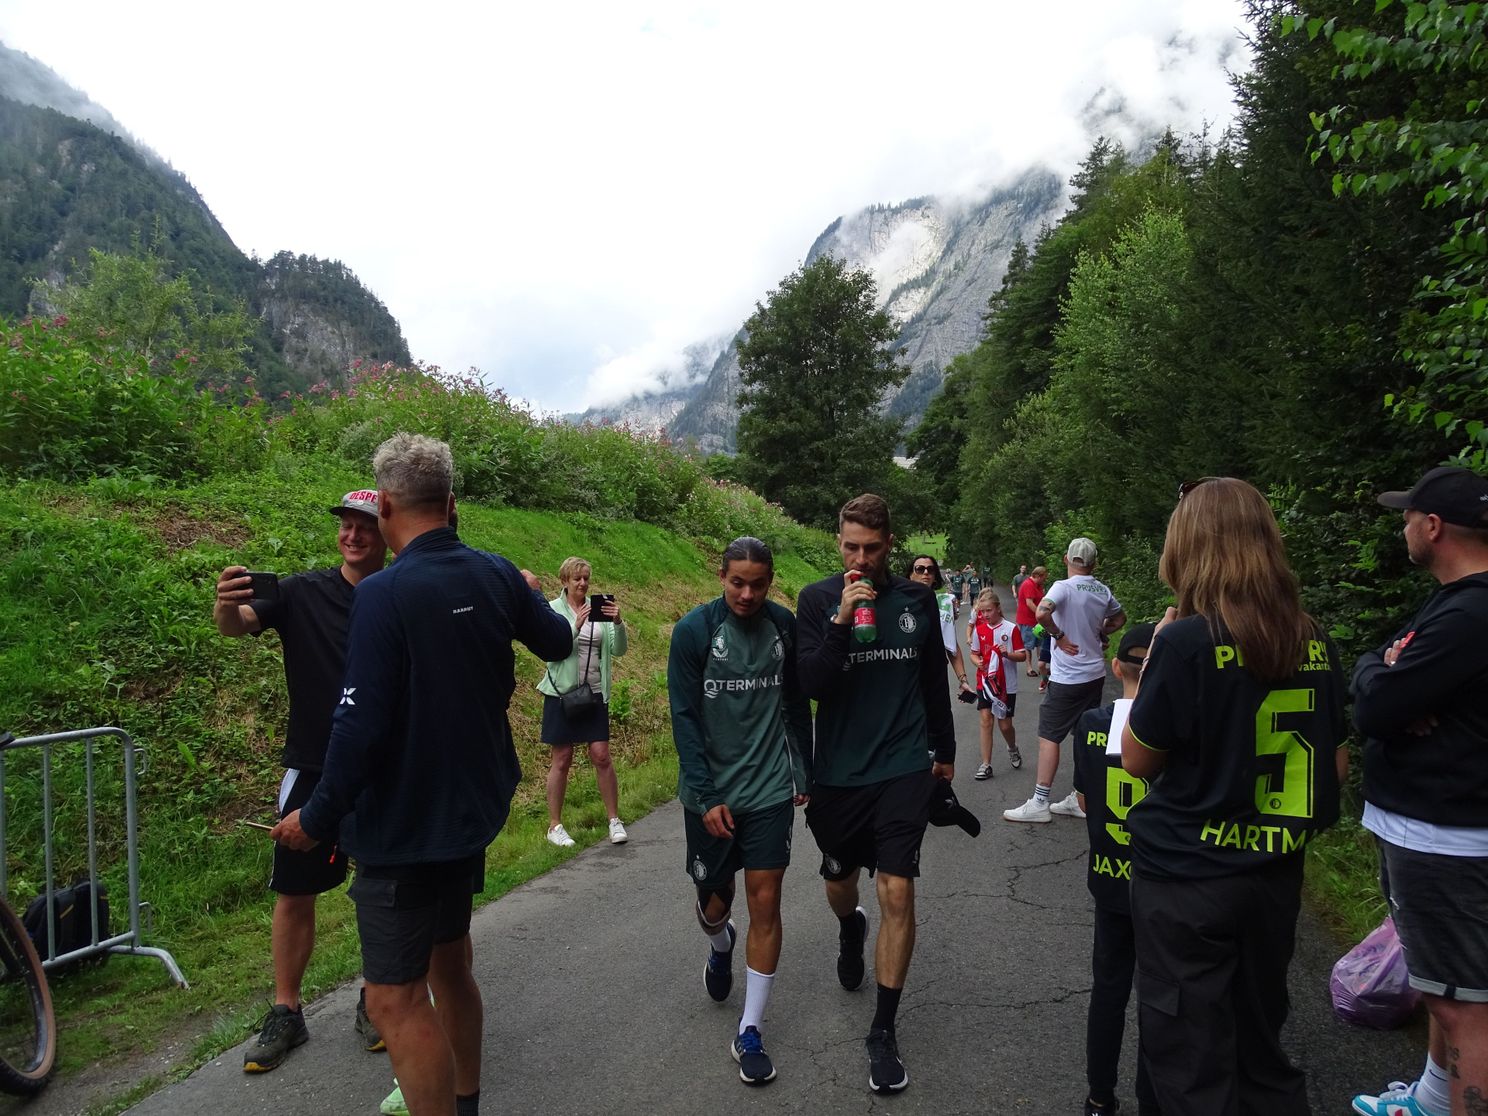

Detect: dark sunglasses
1178,477,1219,500
912,563,936,574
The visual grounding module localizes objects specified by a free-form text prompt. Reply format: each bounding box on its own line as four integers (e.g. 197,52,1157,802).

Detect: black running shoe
1084,1097,1121,1116
866,1027,908,1093
731,1026,777,1085
243,1004,308,1073
837,906,868,991
703,920,737,1002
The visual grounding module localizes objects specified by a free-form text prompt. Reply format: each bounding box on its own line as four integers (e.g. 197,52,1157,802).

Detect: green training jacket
668,596,813,816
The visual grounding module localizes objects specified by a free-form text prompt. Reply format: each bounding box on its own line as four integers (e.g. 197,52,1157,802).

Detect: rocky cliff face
577,170,1066,454
656,168,1066,454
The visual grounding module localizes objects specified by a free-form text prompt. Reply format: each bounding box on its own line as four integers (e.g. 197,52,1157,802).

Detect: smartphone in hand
588,593,615,621
247,571,281,603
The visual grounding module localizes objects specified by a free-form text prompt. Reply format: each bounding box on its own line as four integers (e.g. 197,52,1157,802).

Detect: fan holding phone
536,556,629,849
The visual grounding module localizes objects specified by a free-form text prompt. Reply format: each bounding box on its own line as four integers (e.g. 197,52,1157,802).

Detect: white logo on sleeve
340,688,356,705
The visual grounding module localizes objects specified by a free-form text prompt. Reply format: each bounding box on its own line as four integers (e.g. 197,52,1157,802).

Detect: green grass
0,473,825,1109
901,532,947,559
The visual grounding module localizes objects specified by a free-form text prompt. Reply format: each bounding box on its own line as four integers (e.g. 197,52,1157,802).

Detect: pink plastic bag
1330,916,1420,1029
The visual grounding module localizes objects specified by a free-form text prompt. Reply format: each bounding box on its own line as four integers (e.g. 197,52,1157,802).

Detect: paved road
122,606,1420,1115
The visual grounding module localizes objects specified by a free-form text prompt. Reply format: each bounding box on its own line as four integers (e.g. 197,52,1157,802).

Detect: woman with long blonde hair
1120,477,1349,1113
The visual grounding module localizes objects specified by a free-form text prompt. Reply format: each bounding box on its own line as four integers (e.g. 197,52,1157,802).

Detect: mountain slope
0,45,410,396
663,168,1065,454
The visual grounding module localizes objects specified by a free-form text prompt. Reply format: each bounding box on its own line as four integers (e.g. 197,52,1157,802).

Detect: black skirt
540,693,611,745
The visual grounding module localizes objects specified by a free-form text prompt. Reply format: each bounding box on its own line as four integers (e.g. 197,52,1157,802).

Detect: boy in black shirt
1071,624,1160,1116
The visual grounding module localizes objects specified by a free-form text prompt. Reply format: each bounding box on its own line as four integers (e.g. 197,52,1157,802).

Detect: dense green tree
1304,0,1488,465
53,245,253,386
734,256,908,529
905,357,972,516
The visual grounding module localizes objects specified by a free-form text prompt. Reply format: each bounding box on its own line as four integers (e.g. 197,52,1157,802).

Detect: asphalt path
123,598,1423,1115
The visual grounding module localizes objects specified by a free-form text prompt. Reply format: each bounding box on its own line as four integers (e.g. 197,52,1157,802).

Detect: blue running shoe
731,1026,776,1085
703,920,736,1002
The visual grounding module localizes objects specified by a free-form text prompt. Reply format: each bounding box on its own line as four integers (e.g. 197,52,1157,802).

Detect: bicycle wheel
0,897,55,1094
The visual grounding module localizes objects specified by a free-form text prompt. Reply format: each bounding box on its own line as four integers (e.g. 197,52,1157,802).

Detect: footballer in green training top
795,493,958,1095
668,536,812,1088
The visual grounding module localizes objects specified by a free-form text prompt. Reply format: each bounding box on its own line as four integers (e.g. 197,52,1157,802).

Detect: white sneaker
974,762,993,780
1050,791,1086,818
1003,796,1052,824
608,817,628,844
546,823,576,848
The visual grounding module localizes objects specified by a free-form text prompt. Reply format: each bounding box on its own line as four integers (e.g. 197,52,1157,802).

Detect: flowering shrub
0,317,267,481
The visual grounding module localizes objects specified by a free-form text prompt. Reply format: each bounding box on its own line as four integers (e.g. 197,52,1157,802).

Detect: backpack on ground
22,877,110,970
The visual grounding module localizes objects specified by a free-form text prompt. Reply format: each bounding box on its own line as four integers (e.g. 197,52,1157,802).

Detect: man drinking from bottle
795,493,959,1095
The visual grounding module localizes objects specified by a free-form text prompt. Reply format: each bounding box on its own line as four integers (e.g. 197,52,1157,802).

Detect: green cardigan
536,593,628,701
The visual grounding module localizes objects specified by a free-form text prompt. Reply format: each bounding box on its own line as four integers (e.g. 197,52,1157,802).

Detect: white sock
696,901,734,952
1034,782,1052,806
738,966,774,1033
1418,1053,1451,1116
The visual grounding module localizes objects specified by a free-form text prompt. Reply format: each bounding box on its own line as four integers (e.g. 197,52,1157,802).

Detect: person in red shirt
1015,566,1047,684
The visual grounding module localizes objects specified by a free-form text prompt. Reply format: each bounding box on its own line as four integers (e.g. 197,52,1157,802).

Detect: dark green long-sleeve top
669,596,813,816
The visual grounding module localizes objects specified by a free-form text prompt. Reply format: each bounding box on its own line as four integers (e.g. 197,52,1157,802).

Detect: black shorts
540,693,610,745
1038,678,1106,744
349,851,486,986
684,800,794,888
1379,839,1488,1001
806,769,932,880
977,691,1018,717
269,769,349,896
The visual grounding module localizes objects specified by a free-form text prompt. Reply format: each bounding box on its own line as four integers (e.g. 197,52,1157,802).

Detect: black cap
927,777,981,837
1116,623,1156,664
1378,467,1488,528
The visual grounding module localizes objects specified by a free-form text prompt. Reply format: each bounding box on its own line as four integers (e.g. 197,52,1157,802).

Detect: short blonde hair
558,556,592,585
976,589,1001,610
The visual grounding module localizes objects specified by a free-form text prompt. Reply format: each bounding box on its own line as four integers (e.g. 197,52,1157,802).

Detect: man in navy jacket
275,432,571,1116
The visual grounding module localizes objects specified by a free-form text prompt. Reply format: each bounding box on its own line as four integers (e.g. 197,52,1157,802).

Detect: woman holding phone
538,556,629,848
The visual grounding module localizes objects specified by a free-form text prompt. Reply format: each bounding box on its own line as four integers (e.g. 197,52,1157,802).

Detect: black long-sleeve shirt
299,527,573,865
796,572,956,785
1354,571,1488,828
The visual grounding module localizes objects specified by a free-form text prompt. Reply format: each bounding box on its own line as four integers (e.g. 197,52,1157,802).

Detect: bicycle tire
0,897,56,1094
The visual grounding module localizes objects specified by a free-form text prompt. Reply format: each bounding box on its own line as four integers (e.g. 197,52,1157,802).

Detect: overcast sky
0,1,1252,414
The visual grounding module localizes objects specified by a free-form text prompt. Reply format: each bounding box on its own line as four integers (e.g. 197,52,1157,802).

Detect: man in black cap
1351,466,1488,1116
214,489,389,1072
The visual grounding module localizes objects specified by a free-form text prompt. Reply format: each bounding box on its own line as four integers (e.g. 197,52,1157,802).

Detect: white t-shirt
969,618,1022,695
1043,574,1123,685
936,590,958,656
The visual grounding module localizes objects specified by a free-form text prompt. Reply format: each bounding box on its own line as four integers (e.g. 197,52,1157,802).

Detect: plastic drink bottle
846,570,877,644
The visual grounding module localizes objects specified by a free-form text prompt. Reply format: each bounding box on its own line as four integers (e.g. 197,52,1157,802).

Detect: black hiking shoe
703,920,737,1002
355,989,386,1052
866,1027,909,1093
837,906,868,991
243,1003,308,1073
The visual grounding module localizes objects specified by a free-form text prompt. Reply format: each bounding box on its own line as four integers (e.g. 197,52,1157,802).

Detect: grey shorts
1379,838,1488,1001
1038,678,1106,745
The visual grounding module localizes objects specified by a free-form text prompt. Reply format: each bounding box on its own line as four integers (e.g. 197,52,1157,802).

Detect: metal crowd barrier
0,727,187,987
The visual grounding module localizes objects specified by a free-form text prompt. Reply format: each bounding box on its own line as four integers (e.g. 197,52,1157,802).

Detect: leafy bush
0,317,270,482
